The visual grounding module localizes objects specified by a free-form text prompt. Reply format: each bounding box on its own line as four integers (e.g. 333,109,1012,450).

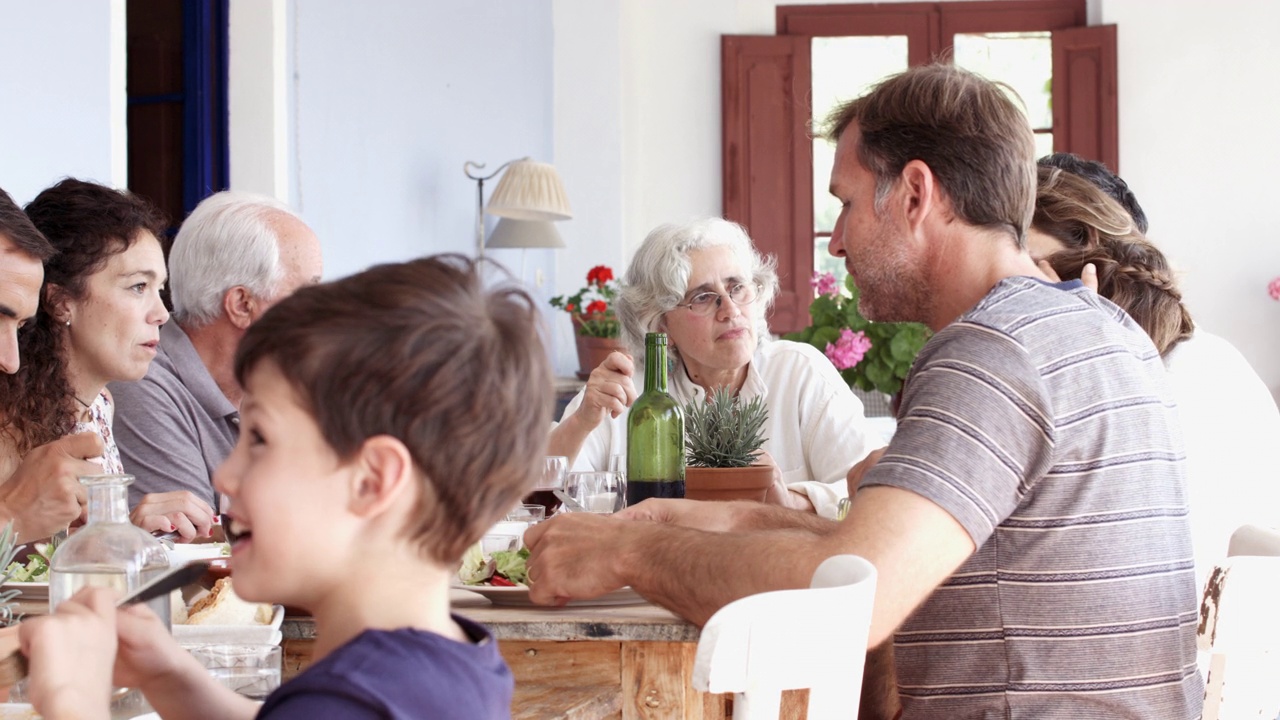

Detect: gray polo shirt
110,322,238,510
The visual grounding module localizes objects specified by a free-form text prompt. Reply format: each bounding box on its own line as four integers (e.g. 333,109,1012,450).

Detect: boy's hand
19,587,118,720
112,602,194,691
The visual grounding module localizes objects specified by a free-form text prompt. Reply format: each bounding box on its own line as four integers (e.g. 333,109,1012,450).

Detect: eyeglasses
674,281,761,317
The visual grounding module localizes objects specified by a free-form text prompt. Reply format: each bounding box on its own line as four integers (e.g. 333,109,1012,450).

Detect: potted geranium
551,265,625,379
785,272,930,413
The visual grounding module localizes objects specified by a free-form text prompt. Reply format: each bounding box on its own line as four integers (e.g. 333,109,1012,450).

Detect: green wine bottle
626,333,685,504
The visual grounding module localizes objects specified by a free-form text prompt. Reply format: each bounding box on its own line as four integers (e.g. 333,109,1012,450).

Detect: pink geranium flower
1269,276,1280,301
824,328,872,370
810,271,839,298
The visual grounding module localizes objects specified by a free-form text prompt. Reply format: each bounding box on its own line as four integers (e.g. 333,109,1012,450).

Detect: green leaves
784,273,931,396
684,387,770,468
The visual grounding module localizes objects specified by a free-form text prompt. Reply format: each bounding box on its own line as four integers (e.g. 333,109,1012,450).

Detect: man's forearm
620,521,842,626
730,500,837,533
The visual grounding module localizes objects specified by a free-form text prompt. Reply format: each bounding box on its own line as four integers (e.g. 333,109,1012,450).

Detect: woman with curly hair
0,179,216,539
1029,162,1280,596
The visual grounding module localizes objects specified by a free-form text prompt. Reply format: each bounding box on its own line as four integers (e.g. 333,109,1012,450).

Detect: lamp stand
463,159,519,258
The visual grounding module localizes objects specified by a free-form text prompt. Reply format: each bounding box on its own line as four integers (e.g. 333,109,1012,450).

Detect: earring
64,319,71,327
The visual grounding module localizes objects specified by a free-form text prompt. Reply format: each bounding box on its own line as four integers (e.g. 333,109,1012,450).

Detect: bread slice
185,578,273,626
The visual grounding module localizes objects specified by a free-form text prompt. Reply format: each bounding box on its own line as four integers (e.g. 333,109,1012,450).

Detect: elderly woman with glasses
549,217,884,515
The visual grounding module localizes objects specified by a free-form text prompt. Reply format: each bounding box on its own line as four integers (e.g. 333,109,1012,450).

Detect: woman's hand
758,451,814,512
19,587,118,720
1036,259,1099,292
130,491,215,540
846,448,887,499
574,351,638,427
549,352,639,464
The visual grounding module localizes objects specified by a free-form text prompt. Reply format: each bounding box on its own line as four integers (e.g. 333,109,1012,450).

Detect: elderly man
110,192,323,511
0,187,99,539
526,64,1202,719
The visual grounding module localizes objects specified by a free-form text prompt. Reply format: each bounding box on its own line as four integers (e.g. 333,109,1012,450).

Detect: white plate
452,582,646,607
174,604,285,646
0,581,48,601
164,542,230,565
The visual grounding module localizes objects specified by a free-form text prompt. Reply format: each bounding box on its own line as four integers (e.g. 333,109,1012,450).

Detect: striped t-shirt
864,277,1203,719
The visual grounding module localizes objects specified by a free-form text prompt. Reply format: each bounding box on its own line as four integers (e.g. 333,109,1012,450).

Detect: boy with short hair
19,254,553,719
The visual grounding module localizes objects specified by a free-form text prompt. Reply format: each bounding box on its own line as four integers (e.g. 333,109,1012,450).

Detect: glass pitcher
49,474,171,629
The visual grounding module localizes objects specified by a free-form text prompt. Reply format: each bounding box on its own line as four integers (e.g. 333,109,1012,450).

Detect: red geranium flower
549,265,620,338
587,265,614,287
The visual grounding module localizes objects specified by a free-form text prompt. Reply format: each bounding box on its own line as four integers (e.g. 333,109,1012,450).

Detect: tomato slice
491,576,517,587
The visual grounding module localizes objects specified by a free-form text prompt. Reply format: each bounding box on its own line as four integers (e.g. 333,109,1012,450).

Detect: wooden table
282,588,730,719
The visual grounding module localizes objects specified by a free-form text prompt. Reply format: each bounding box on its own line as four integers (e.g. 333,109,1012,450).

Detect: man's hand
523,513,635,605
130,491,215,539
19,586,118,720
846,448,887,500
0,432,100,540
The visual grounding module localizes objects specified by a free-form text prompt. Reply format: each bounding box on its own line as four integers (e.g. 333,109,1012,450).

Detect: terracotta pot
574,334,626,380
684,464,775,503
0,624,19,700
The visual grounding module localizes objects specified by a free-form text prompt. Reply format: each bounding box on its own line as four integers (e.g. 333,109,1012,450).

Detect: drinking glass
608,453,627,484
565,471,626,514
524,456,568,515
481,533,520,555
506,504,546,524
189,644,282,700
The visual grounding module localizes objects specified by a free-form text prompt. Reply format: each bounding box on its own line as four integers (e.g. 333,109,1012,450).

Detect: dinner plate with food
2,541,54,600
452,543,645,607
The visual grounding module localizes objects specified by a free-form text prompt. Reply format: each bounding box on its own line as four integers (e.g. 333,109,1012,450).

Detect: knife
0,561,210,685
552,489,588,513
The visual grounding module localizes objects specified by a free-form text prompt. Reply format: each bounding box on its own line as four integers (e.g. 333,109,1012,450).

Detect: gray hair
169,191,300,327
617,218,778,365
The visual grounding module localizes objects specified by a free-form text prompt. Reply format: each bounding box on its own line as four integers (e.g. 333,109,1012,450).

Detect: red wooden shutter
722,34,812,334
1052,24,1119,172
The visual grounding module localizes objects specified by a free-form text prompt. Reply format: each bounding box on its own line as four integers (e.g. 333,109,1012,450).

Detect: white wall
0,0,125,204
1099,0,1280,402
286,1,555,279
553,0,1280,397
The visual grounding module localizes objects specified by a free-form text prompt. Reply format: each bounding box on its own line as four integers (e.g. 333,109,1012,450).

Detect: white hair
617,218,779,366
169,191,300,327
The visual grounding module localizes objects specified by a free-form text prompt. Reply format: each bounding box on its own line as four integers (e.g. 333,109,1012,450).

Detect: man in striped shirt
525,64,1203,719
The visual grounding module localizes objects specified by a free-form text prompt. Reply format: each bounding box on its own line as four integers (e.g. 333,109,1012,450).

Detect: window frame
724,0,1109,334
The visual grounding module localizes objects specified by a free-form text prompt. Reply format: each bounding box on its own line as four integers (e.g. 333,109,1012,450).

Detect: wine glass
524,456,568,516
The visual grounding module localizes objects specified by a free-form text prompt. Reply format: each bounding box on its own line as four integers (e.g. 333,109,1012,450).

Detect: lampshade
485,160,573,221
485,218,566,249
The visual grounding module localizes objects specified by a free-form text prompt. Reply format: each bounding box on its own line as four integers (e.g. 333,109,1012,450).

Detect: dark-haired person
1039,152,1149,234
0,179,215,540
526,64,1202,719
0,186,102,540
1030,162,1280,594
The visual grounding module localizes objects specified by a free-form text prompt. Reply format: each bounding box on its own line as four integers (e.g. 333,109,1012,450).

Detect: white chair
1198,525,1280,720
1226,524,1280,557
693,554,877,720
